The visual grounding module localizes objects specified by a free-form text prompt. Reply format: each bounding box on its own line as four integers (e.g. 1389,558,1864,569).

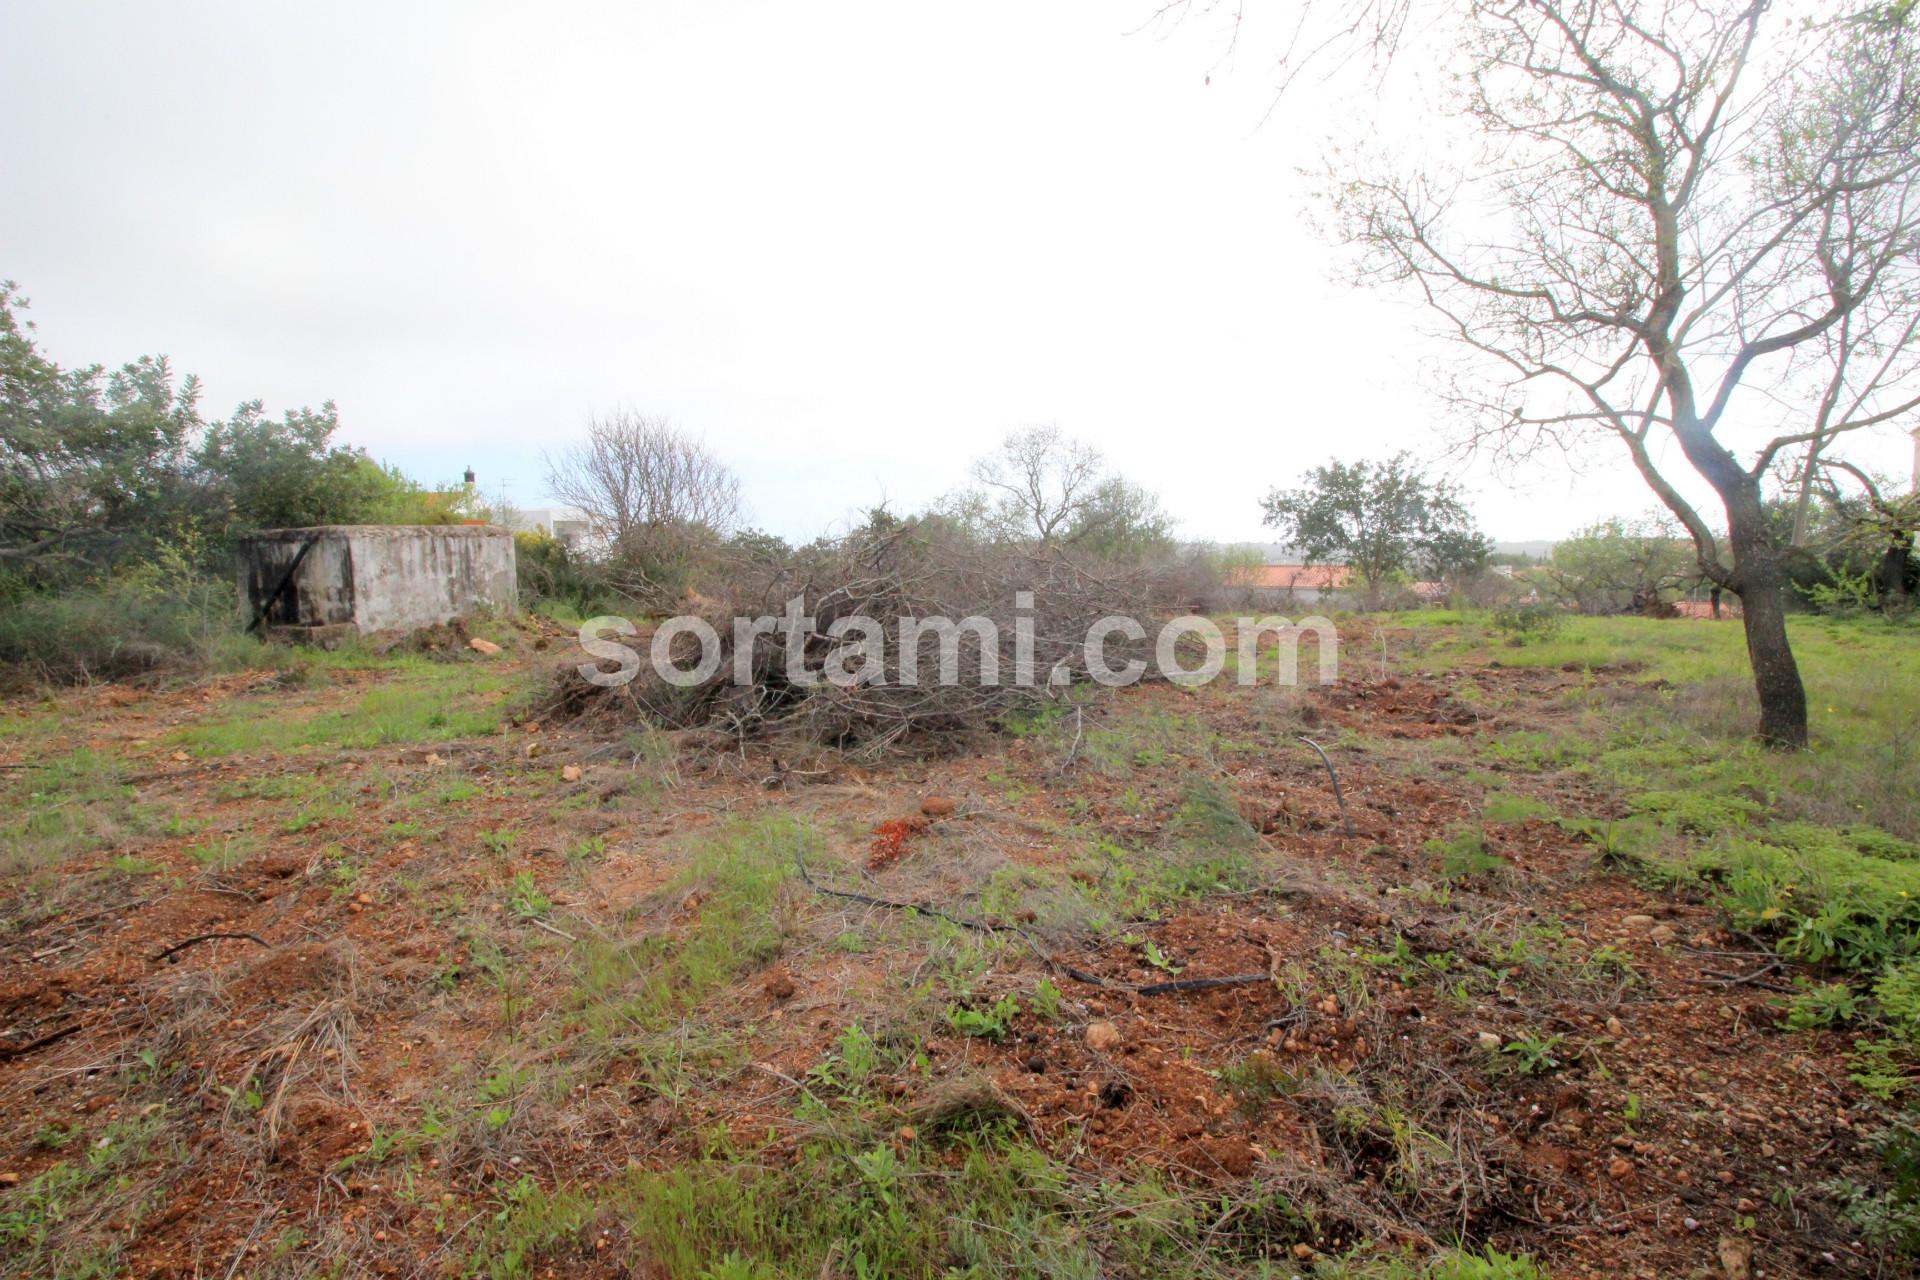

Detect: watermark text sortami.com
576,595,1339,690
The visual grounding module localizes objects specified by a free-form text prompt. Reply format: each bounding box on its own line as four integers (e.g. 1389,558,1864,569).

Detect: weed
1482,792,1553,824
481,827,521,856
506,871,551,919
568,815,800,1035
1490,603,1565,643
1141,939,1183,974
0,748,158,875
1785,982,1863,1031
0,1107,175,1277
1428,828,1505,883
1822,1121,1920,1256
946,995,1021,1040
1218,1052,1299,1114
1499,1033,1566,1076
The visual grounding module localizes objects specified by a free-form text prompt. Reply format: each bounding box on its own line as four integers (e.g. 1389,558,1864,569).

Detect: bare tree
543,411,742,599
970,425,1107,545
1296,0,1920,746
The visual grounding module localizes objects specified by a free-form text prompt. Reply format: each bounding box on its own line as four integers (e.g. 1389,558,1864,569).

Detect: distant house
507,506,596,550
1224,563,1354,604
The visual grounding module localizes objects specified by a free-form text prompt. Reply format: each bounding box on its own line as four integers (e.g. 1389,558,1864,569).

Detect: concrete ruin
238,525,517,639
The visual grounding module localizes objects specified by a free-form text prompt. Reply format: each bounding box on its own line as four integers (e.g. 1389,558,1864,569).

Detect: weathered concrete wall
344,526,516,633
239,530,357,628
238,526,517,635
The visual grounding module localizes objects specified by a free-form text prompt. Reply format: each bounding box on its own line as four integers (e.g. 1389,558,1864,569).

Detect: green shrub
1697,832,1920,972
0,561,268,686
1490,602,1565,643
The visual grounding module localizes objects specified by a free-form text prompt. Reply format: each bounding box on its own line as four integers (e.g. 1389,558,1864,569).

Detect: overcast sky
3,1,1913,546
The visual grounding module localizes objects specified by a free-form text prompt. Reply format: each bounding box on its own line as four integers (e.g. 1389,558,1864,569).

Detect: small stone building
238,525,517,638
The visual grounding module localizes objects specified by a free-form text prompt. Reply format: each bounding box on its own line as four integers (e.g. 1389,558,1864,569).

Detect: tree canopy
1259,452,1489,586
0,281,454,586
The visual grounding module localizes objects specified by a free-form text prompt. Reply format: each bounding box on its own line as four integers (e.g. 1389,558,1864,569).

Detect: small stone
1649,924,1678,944
1477,1031,1503,1049
920,796,957,818
561,764,583,782
1025,1055,1047,1073
468,637,501,655
1607,1157,1633,1179
1736,1198,1757,1213
0,1172,18,1186
1684,1217,1701,1232
1622,914,1656,931
1718,1234,1753,1280
1085,1020,1123,1052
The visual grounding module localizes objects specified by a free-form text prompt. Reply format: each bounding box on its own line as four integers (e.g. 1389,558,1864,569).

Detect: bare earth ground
0,618,1903,1279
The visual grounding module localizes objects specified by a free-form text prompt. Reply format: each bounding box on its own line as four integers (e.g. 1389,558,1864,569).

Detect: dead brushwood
544,528,1205,762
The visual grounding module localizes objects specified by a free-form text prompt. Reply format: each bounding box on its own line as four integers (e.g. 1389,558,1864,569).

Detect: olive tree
1259,452,1490,591
1173,1,1920,746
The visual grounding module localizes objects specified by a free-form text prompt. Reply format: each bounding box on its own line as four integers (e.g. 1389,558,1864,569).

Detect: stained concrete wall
239,525,517,635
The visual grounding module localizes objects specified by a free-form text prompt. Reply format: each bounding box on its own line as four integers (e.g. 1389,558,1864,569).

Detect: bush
513,530,633,620
1490,602,1565,643
0,560,265,686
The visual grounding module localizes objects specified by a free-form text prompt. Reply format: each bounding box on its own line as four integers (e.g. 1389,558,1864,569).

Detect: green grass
185,833,260,871
0,1106,176,1279
568,815,802,1037
1397,612,1920,836
1392,611,1920,1107
463,1112,1548,1280
0,748,160,875
168,662,518,757
1482,792,1554,824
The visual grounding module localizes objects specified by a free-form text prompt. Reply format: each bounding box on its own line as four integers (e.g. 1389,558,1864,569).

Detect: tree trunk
1881,535,1911,616
1729,543,1808,749
1663,402,1811,750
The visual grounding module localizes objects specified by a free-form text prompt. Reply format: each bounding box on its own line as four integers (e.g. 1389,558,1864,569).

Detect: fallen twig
1299,737,1356,836
523,917,579,942
153,931,270,963
0,1022,83,1059
1696,963,1792,991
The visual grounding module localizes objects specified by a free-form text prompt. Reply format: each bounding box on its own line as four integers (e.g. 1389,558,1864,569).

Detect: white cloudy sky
2,1,1913,545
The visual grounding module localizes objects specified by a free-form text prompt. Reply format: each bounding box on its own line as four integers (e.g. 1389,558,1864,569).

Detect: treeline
522,413,1197,621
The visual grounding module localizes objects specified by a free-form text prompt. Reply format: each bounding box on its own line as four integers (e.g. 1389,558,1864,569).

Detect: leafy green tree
1258,453,1489,591
195,402,392,533
1064,477,1175,564
0,280,431,584
1544,517,1701,615
1,282,202,576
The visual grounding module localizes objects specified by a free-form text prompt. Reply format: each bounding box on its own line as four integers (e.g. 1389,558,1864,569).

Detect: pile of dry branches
548,524,1210,759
